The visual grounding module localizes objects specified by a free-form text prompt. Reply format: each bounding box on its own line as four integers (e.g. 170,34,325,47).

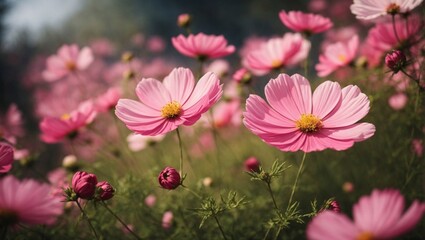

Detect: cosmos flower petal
307,211,359,240
312,81,342,118
163,67,195,103
135,78,171,110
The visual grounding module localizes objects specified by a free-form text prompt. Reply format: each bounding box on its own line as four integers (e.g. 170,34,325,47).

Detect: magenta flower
115,67,222,136
244,156,260,172
244,33,310,76
0,175,63,226
158,167,181,190
39,100,97,143
43,44,94,82
350,0,424,20
243,73,375,153
96,181,115,201
71,171,98,199
315,35,359,77
307,189,425,240
0,143,14,173
172,33,235,60
279,10,333,35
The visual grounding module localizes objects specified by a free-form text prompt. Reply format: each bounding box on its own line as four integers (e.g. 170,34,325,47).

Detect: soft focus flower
158,167,181,190
62,154,78,170
147,36,166,53
205,59,230,77
0,103,24,138
95,87,122,113
307,189,425,240
115,67,222,136
350,0,424,20
162,211,174,229
209,100,242,128
244,33,310,76
315,35,359,77
177,13,191,28
96,181,115,201
243,73,375,152
412,139,423,157
233,68,252,84
48,168,69,199
43,44,94,82
388,93,408,110
202,177,213,187
39,100,97,143
144,194,157,207
0,142,14,173
244,156,260,172
385,50,407,73
343,182,355,193
0,175,63,226
71,171,98,199
127,133,166,152
279,11,333,35
172,33,235,60
328,200,341,213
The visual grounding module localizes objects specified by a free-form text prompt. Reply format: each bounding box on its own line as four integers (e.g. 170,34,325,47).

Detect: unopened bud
121,51,134,62
385,50,406,73
158,167,181,190
177,14,191,28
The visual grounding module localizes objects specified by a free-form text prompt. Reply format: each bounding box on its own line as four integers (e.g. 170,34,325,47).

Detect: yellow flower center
161,101,182,119
271,60,283,69
61,113,71,120
66,61,76,71
386,3,400,15
357,232,375,240
338,54,347,64
295,114,323,133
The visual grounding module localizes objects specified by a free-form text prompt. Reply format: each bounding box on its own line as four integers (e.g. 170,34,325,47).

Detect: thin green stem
262,227,271,240
182,185,202,199
176,128,184,177
266,181,281,215
102,202,142,240
400,69,420,87
75,200,99,240
287,152,307,210
273,227,282,240
213,215,228,240
391,14,402,45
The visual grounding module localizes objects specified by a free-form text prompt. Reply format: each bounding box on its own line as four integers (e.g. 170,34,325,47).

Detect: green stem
213,215,228,240
176,128,184,178
75,200,99,240
182,185,202,199
102,202,142,240
266,181,281,216
273,227,282,240
287,152,307,210
391,14,402,45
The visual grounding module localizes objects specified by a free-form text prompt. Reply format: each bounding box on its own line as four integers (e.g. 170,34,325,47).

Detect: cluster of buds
65,171,115,201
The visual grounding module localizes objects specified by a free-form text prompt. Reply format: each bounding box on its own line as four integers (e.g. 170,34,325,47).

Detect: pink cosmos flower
412,139,423,157
307,189,425,240
0,142,14,173
43,44,94,82
96,181,115,201
171,33,235,60
0,103,25,139
144,194,157,208
388,92,408,110
39,100,97,143
72,171,98,199
243,73,375,152
350,0,424,20
0,175,63,226
115,67,222,136
95,87,122,113
244,156,260,172
316,35,359,77
244,33,311,76
162,211,174,229
279,11,333,35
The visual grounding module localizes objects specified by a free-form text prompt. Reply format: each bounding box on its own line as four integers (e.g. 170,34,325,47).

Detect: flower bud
385,50,406,73
244,156,260,172
96,181,115,201
158,167,181,190
177,14,191,28
62,154,79,171
71,171,98,199
233,68,252,84
121,51,134,62
328,200,341,213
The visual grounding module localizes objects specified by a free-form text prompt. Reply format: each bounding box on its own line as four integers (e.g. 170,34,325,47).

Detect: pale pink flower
308,0,327,12
388,93,408,110
39,100,97,143
243,73,375,152
126,133,166,152
232,68,252,84
95,87,122,113
43,44,94,82
177,13,191,28
316,35,359,77
0,103,24,138
147,36,166,53
210,100,242,128
307,189,425,240
350,0,424,20
205,59,230,77
244,33,311,76
172,33,235,60
279,11,333,35
89,38,115,56
115,67,222,136
162,211,174,229
0,142,14,173
144,194,156,208
0,175,64,226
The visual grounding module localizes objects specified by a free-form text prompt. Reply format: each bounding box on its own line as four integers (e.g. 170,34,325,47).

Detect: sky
3,0,83,48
